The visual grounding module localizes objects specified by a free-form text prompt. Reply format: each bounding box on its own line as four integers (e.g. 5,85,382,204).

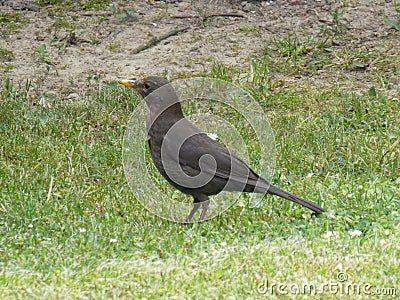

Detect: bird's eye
144,83,151,90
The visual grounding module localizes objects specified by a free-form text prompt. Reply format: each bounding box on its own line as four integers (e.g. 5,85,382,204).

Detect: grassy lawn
1,34,399,298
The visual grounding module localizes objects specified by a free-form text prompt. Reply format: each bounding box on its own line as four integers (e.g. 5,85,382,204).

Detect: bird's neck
148,103,184,134
159,103,184,120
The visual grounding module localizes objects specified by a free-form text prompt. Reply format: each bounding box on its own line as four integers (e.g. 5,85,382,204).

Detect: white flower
206,133,218,140
110,238,118,243
349,229,362,237
322,231,334,239
78,228,87,233
28,224,34,228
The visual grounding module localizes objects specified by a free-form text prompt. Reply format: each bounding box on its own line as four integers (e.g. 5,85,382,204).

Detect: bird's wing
170,120,269,192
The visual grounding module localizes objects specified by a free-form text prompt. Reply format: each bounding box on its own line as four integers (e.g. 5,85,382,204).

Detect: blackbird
119,76,324,222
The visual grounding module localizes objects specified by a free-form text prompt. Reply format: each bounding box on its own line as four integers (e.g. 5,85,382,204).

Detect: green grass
35,0,111,10
1,38,400,298
0,12,29,33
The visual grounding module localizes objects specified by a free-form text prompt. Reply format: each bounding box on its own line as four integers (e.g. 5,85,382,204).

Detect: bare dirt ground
1,0,399,99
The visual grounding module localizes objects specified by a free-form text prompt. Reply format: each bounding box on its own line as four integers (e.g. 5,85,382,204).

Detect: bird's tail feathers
268,185,324,214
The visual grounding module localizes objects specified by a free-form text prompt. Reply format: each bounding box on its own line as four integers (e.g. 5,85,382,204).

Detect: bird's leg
185,195,210,222
185,202,201,223
199,200,210,221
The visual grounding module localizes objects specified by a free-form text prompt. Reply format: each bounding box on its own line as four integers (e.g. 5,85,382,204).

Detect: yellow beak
118,79,136,88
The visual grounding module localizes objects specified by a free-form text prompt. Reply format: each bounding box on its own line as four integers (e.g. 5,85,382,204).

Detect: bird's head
118,76,169,98
118,76,183,119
